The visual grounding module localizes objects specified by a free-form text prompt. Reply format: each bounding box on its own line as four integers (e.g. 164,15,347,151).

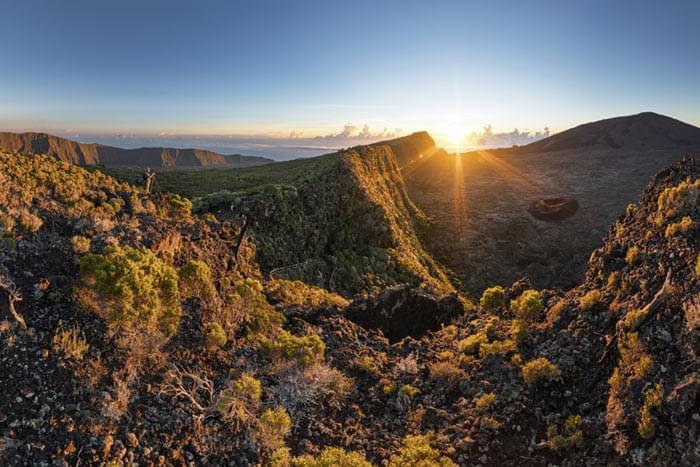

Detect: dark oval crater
528,197,579,221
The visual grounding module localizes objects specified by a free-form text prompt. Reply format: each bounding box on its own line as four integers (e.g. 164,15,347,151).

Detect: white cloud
467,124,550,148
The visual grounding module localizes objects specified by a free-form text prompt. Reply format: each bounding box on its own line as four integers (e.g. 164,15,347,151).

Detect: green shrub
664,216,693,237
262,330,325,366
291,447,371,467
71,235,91,253
179,260,216,300
511,319,528,344
480,286,505,310
353,354,380,375
656,177,699,222
52,321,89,361
510,290,543,321
578,290,601,311
167,193,192,216
479,339,516,358
267,279,349,309
205,322,227,348
609,332,653,396
546,415,583,450
256,407,292,453
621,308,648,331
638,383,663,439
399,384,420,398
79,246,182,335
388,433,456,467
475,392,496,410
216,373,262,425
457,333,488,355
18,210,43,233
625,246,640,266
236,279,285,337
522,357,560,385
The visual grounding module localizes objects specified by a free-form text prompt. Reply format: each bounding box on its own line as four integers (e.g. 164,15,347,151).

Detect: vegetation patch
522,357,561,385
79,245,182,336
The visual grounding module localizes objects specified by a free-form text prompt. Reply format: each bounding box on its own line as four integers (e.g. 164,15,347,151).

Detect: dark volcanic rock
345,286,465,342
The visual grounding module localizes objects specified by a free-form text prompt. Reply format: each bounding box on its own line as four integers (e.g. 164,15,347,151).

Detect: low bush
291,447,372,467
179,260,216,301
353,354,380,375
52,321,89,361
625,246,640,266
271,363,352,421
510,290,543,321
522,357,561,385
255,407,292,454
546,415,583,450
267,279,349,309
236,279,285,337
475,392,496,410
399,384,420,399
578,290,601,311
480,286,505,310
216,373,262,426
205,322,227,348
71,235,91,253
656,177,699,222
167,193,192,216
262,330,325,366
664,216,693,237
388,433,456,467
511,319,528,344
428,360,465,383
457,333,488,355
638,383,664,439
479,339,516,358
79,245,182,336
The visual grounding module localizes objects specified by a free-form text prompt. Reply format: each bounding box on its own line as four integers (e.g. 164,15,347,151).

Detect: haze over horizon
1,0,699,158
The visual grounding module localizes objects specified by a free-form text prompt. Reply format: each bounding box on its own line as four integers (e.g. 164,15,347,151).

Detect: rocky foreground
0,149,698,466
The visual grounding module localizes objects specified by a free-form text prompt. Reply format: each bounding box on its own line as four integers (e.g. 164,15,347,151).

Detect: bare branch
0,275,26,329
159,365,215,413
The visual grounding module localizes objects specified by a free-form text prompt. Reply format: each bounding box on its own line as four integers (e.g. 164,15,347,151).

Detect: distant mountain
466,112,700,156
0,131,273,168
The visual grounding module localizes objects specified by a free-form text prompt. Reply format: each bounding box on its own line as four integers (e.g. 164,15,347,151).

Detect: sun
440,125,467,151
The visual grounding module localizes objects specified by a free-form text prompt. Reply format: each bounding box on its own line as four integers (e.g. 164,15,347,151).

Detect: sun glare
438,125,468,152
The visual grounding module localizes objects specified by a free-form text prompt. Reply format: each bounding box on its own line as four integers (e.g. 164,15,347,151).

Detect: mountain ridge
0,131,273,168
465,112,700,156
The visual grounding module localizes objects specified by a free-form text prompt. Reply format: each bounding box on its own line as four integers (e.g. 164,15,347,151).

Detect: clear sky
0,0,698,153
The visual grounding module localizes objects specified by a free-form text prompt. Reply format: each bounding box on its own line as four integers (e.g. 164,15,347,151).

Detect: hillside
0,144,697,465
192,133,452,296
462,112,700,157
0,131,273,168
406,113,700,294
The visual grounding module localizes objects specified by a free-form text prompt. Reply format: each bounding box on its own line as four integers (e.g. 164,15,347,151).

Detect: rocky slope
0,131,272,168
0,138,698,466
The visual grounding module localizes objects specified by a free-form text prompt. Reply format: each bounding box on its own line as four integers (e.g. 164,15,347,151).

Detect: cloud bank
58,124,404,161
467,125,550,148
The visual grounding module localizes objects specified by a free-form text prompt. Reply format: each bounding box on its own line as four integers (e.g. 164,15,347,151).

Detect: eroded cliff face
196,133,452,296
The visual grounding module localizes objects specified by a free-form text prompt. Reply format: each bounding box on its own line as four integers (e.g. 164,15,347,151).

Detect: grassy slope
102,151,342,198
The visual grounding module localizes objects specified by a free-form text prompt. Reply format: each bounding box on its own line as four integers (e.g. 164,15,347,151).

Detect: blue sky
0,0,698,154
